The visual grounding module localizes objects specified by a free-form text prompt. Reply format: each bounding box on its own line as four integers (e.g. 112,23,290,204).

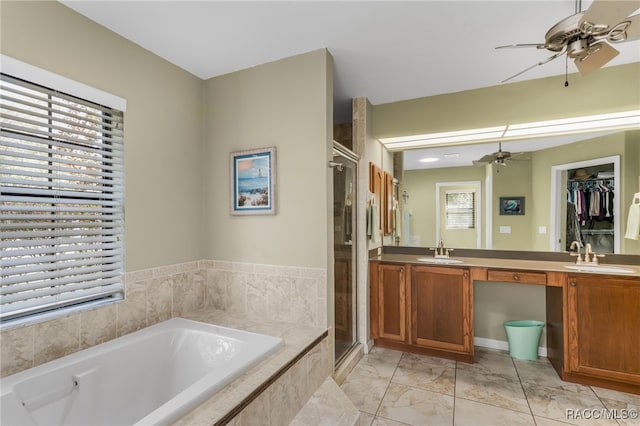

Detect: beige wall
201,49,332,268
1,2,334,272
1,1,205,271
372,62,640,138
491,159,533,251
622,131,640,254
403,166,486,248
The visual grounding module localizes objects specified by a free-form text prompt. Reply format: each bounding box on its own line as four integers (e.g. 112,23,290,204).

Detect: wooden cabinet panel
377,264,407,342
487,269,546,285
383,171,394,236
369,163,383,236
411,266,472,353
567,275,640,386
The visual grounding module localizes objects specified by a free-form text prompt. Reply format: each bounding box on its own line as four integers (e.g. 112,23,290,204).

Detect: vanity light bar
379,126,507,150
379,110,640,150
503,110,640,138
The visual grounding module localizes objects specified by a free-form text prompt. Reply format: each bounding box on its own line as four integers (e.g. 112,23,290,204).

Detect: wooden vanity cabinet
370,262,473,362
411,266,472,355
566,274,640,390
370,263,408,342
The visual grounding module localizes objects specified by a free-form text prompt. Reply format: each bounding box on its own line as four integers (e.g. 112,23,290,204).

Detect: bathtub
1,318,283,425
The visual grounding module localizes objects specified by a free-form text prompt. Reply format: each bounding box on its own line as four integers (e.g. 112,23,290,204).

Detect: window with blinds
0,73,124,324
445,191,475,229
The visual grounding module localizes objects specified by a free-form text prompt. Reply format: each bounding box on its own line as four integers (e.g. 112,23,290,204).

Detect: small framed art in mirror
499,196,525,215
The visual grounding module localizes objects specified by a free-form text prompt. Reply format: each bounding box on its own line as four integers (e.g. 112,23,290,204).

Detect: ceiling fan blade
582,0,640,29
574,42,619,75
476,154,497,163
501,50,565,83
496,43,547,49
510,152,531,160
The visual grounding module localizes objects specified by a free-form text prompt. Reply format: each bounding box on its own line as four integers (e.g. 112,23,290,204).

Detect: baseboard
474,336,547,358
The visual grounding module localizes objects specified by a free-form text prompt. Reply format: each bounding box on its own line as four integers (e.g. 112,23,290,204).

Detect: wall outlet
538,226,547,234
499,226,511,234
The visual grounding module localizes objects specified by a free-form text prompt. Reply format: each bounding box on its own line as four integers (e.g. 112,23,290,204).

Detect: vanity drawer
487,269,547,285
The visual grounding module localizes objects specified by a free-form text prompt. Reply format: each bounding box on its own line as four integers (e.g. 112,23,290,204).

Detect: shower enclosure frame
331,142,360,368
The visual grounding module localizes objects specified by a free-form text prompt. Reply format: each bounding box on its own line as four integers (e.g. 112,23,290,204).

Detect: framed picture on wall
230,147,276,215
499,196,525,215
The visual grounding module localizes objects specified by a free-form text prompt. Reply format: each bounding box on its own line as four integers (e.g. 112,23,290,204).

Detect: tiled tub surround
1,260,328,378
174,310,331,425
1,260,331,424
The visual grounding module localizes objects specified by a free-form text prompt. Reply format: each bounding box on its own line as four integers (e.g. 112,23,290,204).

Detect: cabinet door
411,266,471,353
567,275,640,385
377,264,407,342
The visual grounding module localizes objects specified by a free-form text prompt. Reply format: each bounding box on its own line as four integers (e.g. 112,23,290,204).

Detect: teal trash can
504,320,544,360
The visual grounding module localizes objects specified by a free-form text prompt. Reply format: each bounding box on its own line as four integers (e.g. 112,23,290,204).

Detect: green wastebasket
504,320,545,360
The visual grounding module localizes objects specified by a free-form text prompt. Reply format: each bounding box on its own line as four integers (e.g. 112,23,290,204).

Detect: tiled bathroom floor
340,347,640,426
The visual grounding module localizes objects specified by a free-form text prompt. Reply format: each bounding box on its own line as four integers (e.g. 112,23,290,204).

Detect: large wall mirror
398,129,640,255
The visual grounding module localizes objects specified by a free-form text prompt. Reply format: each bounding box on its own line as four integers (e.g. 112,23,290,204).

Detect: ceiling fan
473,142,526,166
497,0,640,82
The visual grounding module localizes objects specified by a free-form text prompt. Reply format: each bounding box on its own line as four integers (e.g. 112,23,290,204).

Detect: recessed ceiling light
419,157,439,163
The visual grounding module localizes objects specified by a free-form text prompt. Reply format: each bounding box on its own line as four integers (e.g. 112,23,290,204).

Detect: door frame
550,155,620,253
435,181,482,249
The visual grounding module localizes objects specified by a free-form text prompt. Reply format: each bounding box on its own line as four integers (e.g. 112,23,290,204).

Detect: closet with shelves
566,165,615,253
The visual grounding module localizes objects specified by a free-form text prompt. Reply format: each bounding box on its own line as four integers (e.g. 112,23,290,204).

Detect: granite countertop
171,309,328,426
370,253,640,278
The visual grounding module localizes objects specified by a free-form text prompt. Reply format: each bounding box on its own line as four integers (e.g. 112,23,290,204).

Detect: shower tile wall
0,260,328,378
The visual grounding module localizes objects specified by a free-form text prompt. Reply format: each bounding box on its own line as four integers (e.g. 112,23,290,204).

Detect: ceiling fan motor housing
545,13,584,51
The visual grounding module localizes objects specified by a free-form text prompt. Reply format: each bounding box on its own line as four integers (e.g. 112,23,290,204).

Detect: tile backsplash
0,260,328,378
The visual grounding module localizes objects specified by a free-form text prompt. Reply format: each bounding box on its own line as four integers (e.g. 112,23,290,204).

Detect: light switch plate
499,226,511,234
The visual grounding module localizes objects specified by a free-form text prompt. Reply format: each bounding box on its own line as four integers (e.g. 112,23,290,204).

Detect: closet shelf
580,229,614,235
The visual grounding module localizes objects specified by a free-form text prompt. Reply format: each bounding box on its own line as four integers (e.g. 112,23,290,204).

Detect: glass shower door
332,146,358,366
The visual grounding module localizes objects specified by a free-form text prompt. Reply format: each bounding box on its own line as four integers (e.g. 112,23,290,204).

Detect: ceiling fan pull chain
565,54,570,87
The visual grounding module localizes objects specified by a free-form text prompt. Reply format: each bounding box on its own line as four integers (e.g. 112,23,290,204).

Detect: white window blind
445,191,475,230
0,73,125,324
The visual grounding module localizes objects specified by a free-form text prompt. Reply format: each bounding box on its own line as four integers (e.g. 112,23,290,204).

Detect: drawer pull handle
513,275,519,280
570,282,576,287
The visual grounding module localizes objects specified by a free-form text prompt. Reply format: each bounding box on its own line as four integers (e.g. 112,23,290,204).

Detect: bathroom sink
564,265,636,274
416,257,464,264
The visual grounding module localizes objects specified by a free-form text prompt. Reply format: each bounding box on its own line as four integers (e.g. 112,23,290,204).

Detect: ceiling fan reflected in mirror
496,0,640,82
472,142,528,167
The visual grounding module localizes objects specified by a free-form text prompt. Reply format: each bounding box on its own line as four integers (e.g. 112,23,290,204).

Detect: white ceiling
60,1,639,119
59,0,639,167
